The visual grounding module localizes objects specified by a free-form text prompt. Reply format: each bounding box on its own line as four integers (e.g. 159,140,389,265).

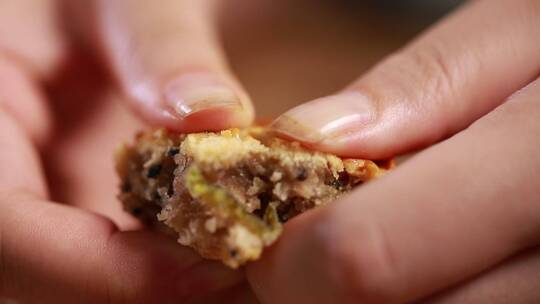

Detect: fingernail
164,73,242,118
271,92,376,144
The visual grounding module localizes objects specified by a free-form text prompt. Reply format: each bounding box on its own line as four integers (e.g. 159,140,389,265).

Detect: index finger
248,79,540,303
271,0,540,158
90,0,254,131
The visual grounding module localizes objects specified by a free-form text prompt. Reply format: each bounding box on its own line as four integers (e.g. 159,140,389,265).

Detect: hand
0,1,255,303
248,0,540,303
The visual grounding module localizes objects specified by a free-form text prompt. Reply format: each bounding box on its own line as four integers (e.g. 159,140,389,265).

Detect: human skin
1,0,540,303
0,1,253,303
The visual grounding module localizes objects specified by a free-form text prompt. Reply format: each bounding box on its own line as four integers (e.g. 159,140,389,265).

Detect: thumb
271,0,540,158
94,0,254,132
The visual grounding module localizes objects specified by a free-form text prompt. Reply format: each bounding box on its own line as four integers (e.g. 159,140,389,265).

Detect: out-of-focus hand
0,1,256,303
248,0,540,303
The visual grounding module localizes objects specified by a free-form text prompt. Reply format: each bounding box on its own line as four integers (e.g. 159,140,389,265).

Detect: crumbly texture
116,128,392,268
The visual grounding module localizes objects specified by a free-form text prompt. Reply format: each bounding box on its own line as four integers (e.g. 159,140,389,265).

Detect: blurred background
219,0,463,117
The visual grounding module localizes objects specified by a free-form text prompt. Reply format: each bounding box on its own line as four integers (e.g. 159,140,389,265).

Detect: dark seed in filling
167,147,180,156
295,168,308,181
337,171,350,188
131,207,142,215
253,192,273,218
277,203,294,222
329,178,341,189
237,165,254,180
121,182,132,193
147,164,162,178
328,171,351,190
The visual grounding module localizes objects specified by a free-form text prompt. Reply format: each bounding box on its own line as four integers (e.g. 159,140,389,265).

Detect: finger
0,107,47,197
0,53,52,146
422,247,540,304
0,0,61,145
0,197,242,303
0,0,66,78
94,0,254,131
271,0,540,158
186,281,259,304
248,78,540,303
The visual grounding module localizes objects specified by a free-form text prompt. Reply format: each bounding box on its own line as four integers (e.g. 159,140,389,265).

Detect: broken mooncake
116,127,392,268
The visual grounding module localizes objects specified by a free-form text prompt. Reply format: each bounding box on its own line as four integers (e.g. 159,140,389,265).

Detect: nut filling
116,128,392,268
